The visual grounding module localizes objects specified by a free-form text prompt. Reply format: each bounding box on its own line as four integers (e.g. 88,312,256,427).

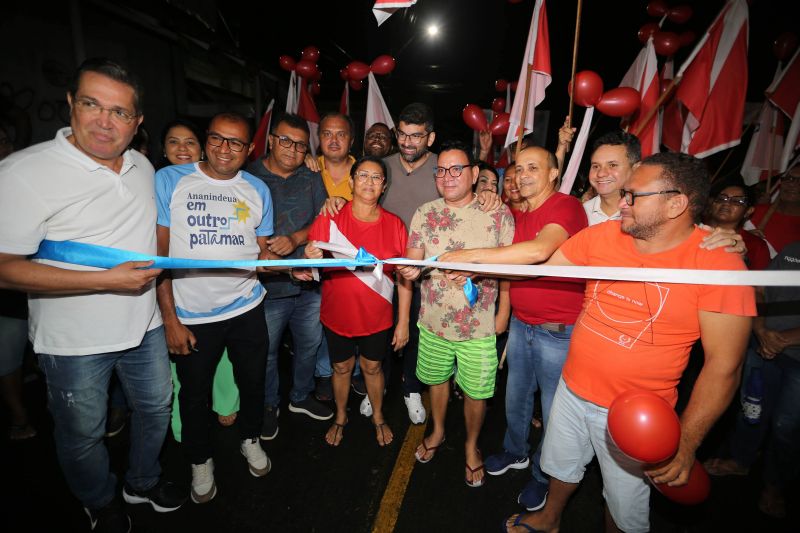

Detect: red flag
504,0,551,148
767,48,800,118
668,0,749,158
298,80,320,156
620,39,660,157
661,59,686,152
339,82,350,116
373,0,417,26
248,99,274,162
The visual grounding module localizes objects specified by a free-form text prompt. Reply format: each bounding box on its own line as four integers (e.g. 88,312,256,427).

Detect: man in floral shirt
397,140,515,488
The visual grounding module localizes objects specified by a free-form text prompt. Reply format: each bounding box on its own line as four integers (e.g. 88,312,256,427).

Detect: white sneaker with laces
404,393,426,424
190,458,217,504
240,438,271,477
360,396,373,417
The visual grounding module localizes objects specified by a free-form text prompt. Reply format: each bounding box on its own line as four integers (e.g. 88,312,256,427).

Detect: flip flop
501,513,542,533
414,435,445,464
325,419,347,447
465,450,485,488
373,421,393,447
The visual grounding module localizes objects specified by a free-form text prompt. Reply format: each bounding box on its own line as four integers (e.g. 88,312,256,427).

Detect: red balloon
295,60,319,79
489,112,510,136
371,54,396,75
279,55,296,72
607,389,680,463
495,79,508,92
646,0,669,17
491,97,507,113
340,67,350,81
301,46,320,63
667,5,693,24
510,80,519,92
638,23,660,44
568,70,604,107
310,82,321,96
349,78,364,91
679,30,696,48
774,32,799,62
651,459,711,505
347,61,370,81
653,31,681,57
462,104,489,131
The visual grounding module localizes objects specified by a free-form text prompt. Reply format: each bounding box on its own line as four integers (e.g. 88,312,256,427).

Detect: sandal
373,419,394,447
414,435,445,464
217,412,238,427
8,424,37,441
465,450,485,488
502,513,542,532
325,419,347,447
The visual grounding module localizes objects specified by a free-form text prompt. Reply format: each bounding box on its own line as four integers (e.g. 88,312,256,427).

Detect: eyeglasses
207,133,247,152
320,130,350,140
73,98,139,125
270,134,308,153
354,171,385,184
365,132,390,142
619,188,681,206
434,165,470,179
396,129,430,143
713,194,748,207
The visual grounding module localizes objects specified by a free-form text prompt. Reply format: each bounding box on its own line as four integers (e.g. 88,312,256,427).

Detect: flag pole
566,0,584,138
765,104,778,195
514,65,535,162
632,75,682,138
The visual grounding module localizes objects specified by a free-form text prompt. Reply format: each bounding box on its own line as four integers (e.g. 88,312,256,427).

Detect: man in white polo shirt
583,131,641,226
0,58,185,532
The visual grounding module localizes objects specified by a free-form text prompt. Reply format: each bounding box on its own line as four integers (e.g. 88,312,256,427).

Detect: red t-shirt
308,203,407,337
510,192,588,325
750,205,800,255
560,223,757,408
741,230,770,270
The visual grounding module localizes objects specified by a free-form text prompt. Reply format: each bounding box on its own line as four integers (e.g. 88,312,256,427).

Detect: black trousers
175,302,268,464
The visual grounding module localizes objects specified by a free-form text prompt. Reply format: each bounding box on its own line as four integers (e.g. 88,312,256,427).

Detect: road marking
371,392,430,533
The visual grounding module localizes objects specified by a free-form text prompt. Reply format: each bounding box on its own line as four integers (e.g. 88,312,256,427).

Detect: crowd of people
0,57,798,533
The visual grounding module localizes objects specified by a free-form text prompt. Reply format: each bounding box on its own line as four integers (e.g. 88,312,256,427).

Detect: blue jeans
38,326,171,509
762,354,800,487
264,288,323,407
503,316,573,484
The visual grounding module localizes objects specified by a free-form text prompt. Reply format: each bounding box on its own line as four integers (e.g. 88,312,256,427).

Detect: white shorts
540,378,650,533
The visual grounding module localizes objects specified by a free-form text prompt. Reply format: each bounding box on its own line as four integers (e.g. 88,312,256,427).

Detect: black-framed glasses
354,171,385,184
396,129,429,143
434,165,470,179
713,194,748,207
270,134,308,153
206,132,246,152
620,188,681,206
73,98,139,124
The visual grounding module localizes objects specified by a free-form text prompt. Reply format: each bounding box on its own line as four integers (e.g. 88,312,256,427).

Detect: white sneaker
240,438,271,477
190,458,217,504
360,396,373,417
404,393,426,424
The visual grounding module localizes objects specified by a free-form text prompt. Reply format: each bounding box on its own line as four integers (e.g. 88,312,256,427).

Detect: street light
426,24,439,37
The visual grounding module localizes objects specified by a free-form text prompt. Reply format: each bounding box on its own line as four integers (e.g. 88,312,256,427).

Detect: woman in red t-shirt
297,156,412,448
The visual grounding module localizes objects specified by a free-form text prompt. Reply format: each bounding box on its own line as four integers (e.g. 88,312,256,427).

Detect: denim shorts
541,378,650,533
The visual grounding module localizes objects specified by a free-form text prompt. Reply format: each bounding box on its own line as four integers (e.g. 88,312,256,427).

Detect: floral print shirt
408,197,515,341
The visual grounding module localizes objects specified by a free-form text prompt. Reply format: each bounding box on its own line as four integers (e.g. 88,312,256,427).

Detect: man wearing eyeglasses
0,57,186,531
498,152,755,533
155,111,274,503
246,113,333,441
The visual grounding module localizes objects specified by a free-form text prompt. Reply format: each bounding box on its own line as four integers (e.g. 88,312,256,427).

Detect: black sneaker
288,396,333,420
85,497,131,533
104,407,128,438
314,376,333,402
260,406,279,441
122,479,187,513
351,375,367,396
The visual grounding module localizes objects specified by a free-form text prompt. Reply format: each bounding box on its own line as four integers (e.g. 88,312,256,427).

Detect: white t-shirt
156,163,273,324
0,128,162,356
583,194,621,226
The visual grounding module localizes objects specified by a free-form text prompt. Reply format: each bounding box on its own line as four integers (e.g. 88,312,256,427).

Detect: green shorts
416,323,497,400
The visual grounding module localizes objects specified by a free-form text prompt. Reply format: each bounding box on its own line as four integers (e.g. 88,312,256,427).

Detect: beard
621,212,666,240
400,145,427,163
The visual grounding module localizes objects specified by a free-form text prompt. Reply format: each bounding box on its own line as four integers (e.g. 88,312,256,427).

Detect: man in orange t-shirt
505,153,756,533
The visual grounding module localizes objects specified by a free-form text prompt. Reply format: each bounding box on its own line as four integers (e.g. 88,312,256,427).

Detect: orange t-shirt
559,222,756,408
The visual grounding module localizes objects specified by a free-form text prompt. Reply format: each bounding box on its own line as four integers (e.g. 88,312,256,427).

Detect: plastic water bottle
742,366,763,424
